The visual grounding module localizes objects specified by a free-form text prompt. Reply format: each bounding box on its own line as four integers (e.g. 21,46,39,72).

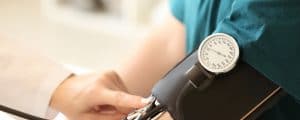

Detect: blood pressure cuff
152,51,285,120
171,0,300,103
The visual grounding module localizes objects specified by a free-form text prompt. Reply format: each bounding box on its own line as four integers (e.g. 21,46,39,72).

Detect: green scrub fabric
170,0,300,119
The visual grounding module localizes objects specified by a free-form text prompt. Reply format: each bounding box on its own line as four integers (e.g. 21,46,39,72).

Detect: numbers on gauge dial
200,38,236,70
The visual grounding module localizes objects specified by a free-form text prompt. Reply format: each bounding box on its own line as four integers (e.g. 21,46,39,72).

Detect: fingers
103,90,148,108
117,107,135,114
93,104,133,115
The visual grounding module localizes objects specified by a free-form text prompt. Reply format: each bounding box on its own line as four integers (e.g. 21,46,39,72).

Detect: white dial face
198,33,239,74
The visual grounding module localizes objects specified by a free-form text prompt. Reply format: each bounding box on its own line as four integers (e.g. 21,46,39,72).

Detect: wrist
49,74,75,111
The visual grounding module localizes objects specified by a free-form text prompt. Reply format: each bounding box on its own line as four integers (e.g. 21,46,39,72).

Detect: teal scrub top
170,0,300,119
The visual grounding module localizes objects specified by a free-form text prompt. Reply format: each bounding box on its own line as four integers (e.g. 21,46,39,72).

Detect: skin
116,14,185,97
50,71,149,120
50,12,185,120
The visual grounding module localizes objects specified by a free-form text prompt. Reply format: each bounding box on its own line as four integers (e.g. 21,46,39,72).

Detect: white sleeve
0,40,72,119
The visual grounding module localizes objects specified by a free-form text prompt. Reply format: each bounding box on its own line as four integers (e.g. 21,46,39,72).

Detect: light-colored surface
0,111,15,120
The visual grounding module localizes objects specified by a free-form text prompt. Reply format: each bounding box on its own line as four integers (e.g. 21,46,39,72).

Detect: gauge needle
207,48,227,58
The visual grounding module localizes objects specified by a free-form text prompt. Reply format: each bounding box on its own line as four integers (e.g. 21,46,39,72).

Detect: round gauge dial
198,33,239,74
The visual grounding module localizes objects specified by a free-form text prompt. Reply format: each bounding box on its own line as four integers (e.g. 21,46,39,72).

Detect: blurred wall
0,0,167,71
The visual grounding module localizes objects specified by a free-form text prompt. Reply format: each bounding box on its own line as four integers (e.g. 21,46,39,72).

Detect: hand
50,71,148,120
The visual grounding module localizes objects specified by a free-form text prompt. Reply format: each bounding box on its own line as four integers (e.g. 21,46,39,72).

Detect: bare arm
115,14,185,96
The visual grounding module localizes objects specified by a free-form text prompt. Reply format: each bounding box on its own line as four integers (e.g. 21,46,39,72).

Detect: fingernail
141,96,155,104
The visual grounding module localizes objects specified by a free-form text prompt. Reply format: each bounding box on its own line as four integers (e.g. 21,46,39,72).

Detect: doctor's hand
50,71,148,120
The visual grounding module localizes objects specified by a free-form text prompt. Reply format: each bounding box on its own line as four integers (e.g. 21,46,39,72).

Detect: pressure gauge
198,33,239,74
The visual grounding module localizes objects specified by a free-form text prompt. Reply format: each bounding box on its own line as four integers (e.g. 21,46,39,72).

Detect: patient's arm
115,13,185,97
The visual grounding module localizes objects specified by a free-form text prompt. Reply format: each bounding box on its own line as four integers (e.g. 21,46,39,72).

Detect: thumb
103,90,149,108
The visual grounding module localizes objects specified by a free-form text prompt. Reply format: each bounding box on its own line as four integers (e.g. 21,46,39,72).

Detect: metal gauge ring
198,33,240,74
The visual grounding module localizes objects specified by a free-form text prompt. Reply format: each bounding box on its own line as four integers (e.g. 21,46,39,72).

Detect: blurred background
0,0,168,71
0,0,168,119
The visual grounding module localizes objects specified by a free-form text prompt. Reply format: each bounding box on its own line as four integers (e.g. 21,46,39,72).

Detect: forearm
115,15,185,96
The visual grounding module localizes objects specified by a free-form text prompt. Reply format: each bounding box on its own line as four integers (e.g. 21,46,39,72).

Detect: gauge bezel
198,33,240,74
